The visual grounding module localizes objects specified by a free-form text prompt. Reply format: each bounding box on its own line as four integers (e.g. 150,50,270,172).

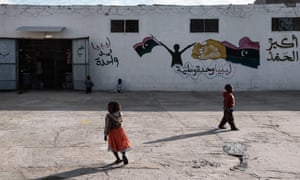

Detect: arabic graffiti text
91,37,120,68
267,35,299,62
174,62,234,80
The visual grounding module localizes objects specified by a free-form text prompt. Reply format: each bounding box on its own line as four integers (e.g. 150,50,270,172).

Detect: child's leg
113,152,122,164
218,110,227,129
228,113,238,130
122,152,128,165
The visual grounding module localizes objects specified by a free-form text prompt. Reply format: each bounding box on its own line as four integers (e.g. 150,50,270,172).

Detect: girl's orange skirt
108,127,131,152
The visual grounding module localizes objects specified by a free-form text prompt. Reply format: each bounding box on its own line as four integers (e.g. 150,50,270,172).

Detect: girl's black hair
107,101,121,113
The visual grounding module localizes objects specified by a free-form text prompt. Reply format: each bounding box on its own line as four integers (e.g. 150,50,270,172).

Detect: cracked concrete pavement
0,90,300,179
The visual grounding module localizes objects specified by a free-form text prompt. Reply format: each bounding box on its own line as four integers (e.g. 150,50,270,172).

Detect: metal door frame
72,37,89,90
0,38,17,90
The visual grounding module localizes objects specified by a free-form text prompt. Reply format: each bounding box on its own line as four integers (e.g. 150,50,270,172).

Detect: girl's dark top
104,112,123,136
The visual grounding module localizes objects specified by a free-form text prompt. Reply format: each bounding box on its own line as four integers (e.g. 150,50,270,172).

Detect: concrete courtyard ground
0,90,300,180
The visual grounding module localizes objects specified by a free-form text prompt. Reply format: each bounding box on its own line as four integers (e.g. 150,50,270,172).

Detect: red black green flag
133,36,160,57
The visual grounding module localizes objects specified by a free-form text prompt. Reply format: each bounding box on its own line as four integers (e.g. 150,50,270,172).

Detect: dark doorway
18,39,72,89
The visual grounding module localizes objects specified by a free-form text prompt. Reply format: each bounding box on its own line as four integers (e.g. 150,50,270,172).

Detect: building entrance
18,39,72,89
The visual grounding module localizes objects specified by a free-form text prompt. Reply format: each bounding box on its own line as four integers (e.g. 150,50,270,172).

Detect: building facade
0,4,300,91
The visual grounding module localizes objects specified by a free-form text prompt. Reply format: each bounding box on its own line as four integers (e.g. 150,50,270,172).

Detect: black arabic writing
92,37,120,68
174,62,233,80
267,35,299,62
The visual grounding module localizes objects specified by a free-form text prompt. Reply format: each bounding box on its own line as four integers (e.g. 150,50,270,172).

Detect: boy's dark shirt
223,91,235,110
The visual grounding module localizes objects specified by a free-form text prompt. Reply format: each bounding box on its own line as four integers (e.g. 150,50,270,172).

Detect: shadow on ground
144,128,231,144
31,163,124,180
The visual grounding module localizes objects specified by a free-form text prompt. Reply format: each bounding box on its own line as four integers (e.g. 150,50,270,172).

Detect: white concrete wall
1,4,300,91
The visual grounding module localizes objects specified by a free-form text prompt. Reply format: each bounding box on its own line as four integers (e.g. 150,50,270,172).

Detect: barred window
190,19,219,33
111,20,139,33
272,17,300,31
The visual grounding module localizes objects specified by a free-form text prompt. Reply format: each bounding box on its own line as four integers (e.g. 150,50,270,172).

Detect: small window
190,19,218,33
272,17,300,31
111,20,124,32
125,20,139,32
111,20,139,33
190,19,204,32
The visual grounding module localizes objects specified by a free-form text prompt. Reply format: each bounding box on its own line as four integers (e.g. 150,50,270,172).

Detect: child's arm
104,114,110,140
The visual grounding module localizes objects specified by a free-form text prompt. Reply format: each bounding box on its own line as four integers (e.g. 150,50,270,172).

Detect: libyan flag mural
192,37,260,69
133,36,160,57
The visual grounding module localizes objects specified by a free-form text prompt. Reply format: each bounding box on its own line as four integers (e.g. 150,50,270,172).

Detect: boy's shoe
218,126,226,129
123,155,129,165
231,128,239,131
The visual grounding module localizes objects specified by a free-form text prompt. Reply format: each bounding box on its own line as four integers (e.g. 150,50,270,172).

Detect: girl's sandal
114,159,123,164
123,156,128,165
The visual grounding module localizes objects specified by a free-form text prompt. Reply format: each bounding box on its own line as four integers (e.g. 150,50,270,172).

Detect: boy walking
218,84,239,131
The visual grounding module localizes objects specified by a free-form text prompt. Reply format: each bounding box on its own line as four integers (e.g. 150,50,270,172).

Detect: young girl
104,101,131,165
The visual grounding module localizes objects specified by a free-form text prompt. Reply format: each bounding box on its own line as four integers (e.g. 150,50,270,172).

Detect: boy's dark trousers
86,87,92,94
218,110,238,130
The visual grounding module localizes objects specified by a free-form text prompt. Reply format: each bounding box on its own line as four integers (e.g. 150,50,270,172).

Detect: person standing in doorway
104,101,131,165
85,75,94,94
218,84,239,131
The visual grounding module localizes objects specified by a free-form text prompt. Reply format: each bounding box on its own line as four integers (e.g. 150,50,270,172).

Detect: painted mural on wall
191,37,260,69
91,37,120,67
133,36,160,57
133,35,259,80
266,34,299,62
133,36,194,67
159,42,195,67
